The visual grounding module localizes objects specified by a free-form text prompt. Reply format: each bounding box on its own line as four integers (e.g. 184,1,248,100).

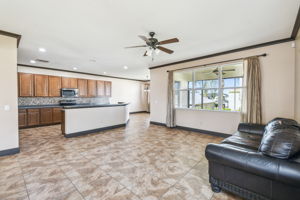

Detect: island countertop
19,103,129,109
63,103,129,109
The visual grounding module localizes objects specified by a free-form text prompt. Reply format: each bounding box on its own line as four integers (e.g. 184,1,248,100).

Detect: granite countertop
19,103,129,109
63,103,129,109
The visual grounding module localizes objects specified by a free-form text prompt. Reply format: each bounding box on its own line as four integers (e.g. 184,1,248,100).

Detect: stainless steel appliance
61,88,79,98
59,99,77,105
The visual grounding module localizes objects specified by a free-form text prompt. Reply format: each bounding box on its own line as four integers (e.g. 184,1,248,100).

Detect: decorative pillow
259,125,300,159
264,118,298,133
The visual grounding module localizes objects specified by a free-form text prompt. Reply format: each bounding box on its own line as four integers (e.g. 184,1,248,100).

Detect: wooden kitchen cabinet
77,79,88,97
27,109,40,126
87,79,97,97
62,77,78,88
48,76,61,97
18,73,34,97
40,108,53,125
34,74,49,97
104,81,112,97
97,80,105,96
52,108,62,123
18,109,27,128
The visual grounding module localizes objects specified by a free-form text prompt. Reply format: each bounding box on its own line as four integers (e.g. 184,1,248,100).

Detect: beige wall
150,42,295,134
0,35,19,151
296,32,300,122
18,66,148,112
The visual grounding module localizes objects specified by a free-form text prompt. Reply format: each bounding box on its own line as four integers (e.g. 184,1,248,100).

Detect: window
174,61,244,111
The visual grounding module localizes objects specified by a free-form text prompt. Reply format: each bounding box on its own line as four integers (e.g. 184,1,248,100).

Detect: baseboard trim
150,121,230,138
64,123,127,138
130,111,150,114
0,147,20,157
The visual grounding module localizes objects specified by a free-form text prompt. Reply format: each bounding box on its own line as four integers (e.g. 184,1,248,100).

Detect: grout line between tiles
16,157,31,200
52,159,87,200
78,151,143,200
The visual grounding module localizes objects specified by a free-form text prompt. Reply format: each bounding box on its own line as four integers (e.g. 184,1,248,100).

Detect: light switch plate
4,105,10,111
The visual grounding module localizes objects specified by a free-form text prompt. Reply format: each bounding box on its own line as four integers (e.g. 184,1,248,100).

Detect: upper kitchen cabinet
34,74,49,97
62,77,78,88
18,73,34,97
96,80,105,96
104,81,112,97
77,79,88,97
88,79,97,97
48,76,61,97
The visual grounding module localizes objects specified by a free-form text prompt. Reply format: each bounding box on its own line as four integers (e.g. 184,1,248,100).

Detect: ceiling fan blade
158,38,179,45
138,35,150,43
157,46,174,54
143,51,147,56
222,69,235,71
125,45,147,49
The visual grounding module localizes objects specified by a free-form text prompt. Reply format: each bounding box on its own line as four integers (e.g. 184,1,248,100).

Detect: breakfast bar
62,103,129,137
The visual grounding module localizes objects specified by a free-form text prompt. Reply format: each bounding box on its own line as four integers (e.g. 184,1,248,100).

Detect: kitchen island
62,103,129,137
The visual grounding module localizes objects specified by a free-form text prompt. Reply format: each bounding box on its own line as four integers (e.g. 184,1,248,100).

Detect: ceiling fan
205,68,235,75
125,32,179,57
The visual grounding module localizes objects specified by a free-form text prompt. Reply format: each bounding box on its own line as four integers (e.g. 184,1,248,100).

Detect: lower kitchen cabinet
40,108,53,125
27,109,40,126
18,109,27,128
53,108,62,123
19,107,63,128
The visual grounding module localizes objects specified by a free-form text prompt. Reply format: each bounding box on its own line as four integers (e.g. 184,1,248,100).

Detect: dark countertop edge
63,103,130,109
19,103,130,109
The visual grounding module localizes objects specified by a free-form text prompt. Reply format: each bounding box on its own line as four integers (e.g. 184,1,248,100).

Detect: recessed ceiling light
124,66,128,70
73,67,78,70
103,72,107,75
30,60,36,64
39,48,46,52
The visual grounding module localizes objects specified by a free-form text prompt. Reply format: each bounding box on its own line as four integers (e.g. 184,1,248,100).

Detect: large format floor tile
0,113,241,200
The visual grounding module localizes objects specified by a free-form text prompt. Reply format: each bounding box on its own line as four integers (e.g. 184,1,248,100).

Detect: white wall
296,32,300,122
0,35,19,151
150,42,296,134
18,66,148,113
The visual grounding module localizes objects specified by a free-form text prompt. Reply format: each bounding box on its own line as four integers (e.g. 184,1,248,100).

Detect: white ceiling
0,0,299,80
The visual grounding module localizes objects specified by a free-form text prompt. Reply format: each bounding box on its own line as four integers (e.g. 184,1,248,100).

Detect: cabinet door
48,76,61,97
18,73,34,97
97,80,105,96
62,77,78,88
88,80,97,97
18,109,27,128
69,78,78,88
52,108,62,123
104,81,112,97
40,108,53,125
27,109,40,126
34,74,49,97
77,79,88,97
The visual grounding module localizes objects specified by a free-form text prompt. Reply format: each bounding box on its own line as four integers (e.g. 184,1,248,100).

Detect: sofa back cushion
264,118,298,133
259,119,300,159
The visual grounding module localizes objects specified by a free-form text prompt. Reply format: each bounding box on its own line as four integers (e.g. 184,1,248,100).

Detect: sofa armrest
238,123,265,135
205,143,300,187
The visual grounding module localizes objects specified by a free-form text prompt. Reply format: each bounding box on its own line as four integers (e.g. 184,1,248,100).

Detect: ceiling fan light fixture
146,50,152,56
155,49,160,55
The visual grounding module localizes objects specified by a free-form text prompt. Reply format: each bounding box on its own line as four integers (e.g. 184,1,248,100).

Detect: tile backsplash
18,97,110,106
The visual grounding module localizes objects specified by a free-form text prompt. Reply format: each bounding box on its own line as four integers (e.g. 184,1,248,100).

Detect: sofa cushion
259,126,300,159
264,118,298,133
238,123,265,135
222,131,262,150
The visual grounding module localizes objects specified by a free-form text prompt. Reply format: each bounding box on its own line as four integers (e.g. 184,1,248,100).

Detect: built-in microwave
61,88,79,98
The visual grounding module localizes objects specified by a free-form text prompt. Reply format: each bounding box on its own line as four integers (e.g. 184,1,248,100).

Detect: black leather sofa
205,121,300,200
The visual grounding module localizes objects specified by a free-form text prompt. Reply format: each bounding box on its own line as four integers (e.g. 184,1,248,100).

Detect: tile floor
0,113,242,200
